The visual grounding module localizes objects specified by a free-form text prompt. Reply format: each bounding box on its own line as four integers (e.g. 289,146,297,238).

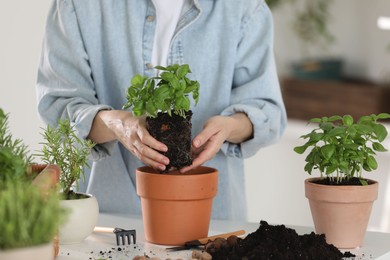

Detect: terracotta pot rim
305,177,378,186
137,165,217,175
305,177,378,203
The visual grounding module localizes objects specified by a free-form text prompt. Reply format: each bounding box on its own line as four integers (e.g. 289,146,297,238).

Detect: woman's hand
88,110,170,171
180,113,253,173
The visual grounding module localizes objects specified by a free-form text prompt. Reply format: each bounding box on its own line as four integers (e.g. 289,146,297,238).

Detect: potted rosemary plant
37,118,98,244
294,113,390,248
0,108,64,260
123,64,218,245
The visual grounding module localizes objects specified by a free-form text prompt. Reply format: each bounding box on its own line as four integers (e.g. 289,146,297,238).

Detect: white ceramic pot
59,193,99,244
0,242,53,260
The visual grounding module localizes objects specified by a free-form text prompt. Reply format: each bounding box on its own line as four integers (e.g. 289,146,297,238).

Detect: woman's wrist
88,110,118,144
226,113,253,144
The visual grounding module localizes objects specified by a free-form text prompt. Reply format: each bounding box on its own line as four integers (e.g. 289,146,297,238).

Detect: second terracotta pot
136,166,218,245
305,177,378,249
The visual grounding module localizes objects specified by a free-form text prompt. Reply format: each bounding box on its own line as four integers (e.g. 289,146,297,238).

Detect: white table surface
55,213,390,260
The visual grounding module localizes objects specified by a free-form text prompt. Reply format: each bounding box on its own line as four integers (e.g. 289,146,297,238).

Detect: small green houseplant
294,113,390,248
292,0,334,56
0,109,32,183
294,113,390,185
0,180,63,251
0,108,64,258
290,0,342,80
37,118,95,200
267,0,340,80
123,64,200,171
266,0,335,55
36,118,99,244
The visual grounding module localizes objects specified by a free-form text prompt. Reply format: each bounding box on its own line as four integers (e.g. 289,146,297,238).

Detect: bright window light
378,16,390,30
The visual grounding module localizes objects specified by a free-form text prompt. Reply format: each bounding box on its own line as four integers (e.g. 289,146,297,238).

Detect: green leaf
308,132,323,142
304,162,313,174
293,145,307,154
175,96,190,111
132,101,145,117
319,122,333,132
154,65,167,70
154,85,171,100
170,78,181,90
309,117,322,123
373,124,388,142
366,155,378,170
160,71,174,82
176,64,189,78
376,113,390,120
328,127,346,138
325,164,337,174
131,74,146,88
372,142,387,152
146,101,157,117
327,115,343,122
320,144,335,160
185,84,198,94
342,115,353,126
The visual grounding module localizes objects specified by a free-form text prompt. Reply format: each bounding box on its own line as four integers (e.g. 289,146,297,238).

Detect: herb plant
0,109,32,183
0,180,64,250
37,119,95,199
292,0,334,53
294,113,390,185
123,64,200,118
0,108,65,250
266,0,335,56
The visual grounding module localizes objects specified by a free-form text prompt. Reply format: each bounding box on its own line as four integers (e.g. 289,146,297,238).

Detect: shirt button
146,15,154,22
146,63,154,69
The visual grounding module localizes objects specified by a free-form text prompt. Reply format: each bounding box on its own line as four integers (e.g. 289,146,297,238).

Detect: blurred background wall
1,0,390,232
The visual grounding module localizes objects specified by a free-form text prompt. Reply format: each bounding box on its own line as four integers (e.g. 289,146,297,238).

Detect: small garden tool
94,226,136,245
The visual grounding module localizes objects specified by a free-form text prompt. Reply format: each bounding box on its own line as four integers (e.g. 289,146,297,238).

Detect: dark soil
61,190,90,200
313,177,375,186
146,111,193,172
205,220,356,260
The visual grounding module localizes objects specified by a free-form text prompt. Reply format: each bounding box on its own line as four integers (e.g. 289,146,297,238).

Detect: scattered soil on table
205,220,356,260
146,111,193,172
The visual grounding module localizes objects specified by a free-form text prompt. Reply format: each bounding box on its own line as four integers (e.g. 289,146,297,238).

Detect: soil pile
205,220,356,260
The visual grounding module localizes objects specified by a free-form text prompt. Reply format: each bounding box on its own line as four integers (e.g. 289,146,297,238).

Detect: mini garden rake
94,226,136,245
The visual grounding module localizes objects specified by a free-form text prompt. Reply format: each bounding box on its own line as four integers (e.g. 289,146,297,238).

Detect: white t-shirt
151,0,186,68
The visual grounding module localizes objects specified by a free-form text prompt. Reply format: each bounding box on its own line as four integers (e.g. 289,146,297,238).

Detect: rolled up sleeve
36,0,114,160
220,1,287,159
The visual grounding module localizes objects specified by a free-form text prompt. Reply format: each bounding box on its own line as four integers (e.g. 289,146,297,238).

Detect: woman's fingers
131,138,169,170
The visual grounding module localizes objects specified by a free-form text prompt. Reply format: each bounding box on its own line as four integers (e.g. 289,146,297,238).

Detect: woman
36,0,286,220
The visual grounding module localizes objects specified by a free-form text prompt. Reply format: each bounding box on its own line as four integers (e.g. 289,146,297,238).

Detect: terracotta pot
59,193,99,244
136,166,218,245
0,242,54,260
31,164,60,193
305,177,378,249
30,164,60,257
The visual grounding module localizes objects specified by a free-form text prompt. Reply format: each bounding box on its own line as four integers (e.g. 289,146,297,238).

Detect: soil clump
146,111,192,172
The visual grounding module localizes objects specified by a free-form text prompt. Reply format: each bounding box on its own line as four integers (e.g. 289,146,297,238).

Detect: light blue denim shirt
36,0,286,220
